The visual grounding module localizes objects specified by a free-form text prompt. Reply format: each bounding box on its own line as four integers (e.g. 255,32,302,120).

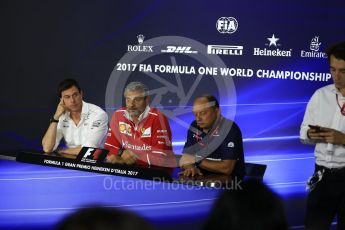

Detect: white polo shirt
53,101,108,150
300,84,345,169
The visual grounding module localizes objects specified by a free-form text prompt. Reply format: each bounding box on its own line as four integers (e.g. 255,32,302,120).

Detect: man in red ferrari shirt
105,82,176,168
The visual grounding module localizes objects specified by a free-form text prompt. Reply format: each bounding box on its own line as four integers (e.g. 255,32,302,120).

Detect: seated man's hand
54,98,66,120
180,164,203,177
57,146,82,156
179,154,195,167
121,150,139,165
106,154,125,164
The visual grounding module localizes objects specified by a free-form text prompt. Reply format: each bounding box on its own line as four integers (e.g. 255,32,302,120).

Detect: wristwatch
50,118,59,123
195,160,201,168
118,149,124,157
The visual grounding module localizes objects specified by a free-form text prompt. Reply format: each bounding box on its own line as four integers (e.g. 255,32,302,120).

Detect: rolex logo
137,34,145,44
127,34,153,52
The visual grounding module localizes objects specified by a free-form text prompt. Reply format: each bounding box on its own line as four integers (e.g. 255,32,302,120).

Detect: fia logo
216,17,238,34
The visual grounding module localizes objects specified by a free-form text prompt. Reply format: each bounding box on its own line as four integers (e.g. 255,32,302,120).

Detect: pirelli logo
207,45,243,56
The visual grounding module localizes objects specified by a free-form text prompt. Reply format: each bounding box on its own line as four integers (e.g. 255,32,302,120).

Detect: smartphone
308,125,321,133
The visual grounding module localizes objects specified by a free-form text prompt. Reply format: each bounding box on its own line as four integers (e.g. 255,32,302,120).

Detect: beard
128,109,143,117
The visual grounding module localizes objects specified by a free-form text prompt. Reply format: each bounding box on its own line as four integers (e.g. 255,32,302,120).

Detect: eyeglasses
336,94,345,116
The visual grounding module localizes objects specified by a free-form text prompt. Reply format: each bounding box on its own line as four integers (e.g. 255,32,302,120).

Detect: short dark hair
203,179,288,230
58,79,81,97
55,207,153,230
326,41,345,63
195,95,220,108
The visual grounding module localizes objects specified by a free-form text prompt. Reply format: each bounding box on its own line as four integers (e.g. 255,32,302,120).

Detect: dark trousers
305,165,345,230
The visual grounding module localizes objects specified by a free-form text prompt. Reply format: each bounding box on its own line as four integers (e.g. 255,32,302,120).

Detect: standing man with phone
42,79,108,155
300,41,345,230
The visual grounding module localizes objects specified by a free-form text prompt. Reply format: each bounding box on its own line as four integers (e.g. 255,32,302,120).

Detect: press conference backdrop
1,0,345,160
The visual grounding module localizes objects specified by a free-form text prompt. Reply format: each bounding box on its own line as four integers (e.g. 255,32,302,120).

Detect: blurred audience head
204,179,288,230
55,206,154,230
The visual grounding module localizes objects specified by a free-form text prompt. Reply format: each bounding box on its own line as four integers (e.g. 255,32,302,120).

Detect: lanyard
336,94,345,116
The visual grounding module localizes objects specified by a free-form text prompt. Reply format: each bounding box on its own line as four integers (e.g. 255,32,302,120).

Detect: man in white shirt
42,79,108,155
300,41,345,230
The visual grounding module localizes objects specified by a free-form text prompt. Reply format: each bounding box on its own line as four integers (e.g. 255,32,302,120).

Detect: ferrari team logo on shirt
141,127,151,138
